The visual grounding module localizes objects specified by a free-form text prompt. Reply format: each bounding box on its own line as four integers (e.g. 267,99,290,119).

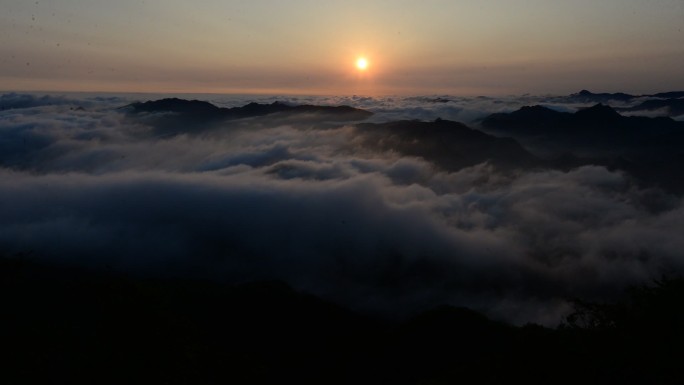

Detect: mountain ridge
123,98,374,121
356,118,541,172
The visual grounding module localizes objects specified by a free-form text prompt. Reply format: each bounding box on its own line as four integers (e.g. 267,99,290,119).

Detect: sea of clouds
1,92,683,325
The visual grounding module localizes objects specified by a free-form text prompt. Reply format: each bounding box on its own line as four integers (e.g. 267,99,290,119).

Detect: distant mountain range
482,103,682,140
557,90,684,117
121,98,375,137
566,89,684,103
356,119,540,172
123,97,684,193
618,98,684,116
124,98,374,121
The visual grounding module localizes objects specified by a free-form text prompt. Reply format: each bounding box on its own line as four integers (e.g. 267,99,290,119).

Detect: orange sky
2,0,684,95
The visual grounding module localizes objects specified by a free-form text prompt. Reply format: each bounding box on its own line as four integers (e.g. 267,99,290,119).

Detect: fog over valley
3,91,684,326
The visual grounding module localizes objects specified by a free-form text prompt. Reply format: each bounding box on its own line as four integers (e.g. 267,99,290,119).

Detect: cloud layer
2,93,683,325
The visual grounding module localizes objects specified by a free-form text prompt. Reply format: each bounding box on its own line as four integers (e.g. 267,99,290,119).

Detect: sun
356,57,368,71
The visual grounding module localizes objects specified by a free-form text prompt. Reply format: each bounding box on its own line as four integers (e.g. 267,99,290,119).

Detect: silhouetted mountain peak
515,105,562,117
480,105,566,133
127,98,221,115
570,90,635,102
576,103,622,120
481,102,684,193
484,103,623,131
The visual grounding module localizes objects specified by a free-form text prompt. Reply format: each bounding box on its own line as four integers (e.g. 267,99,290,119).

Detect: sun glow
356,57,368,71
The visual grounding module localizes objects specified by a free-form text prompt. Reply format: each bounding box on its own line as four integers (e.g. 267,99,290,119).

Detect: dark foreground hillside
2,255,683,385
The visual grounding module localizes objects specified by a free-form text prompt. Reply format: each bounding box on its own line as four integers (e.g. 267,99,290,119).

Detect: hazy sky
2,0,683,95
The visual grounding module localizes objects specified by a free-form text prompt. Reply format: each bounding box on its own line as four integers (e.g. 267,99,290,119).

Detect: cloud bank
2,93,683,325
